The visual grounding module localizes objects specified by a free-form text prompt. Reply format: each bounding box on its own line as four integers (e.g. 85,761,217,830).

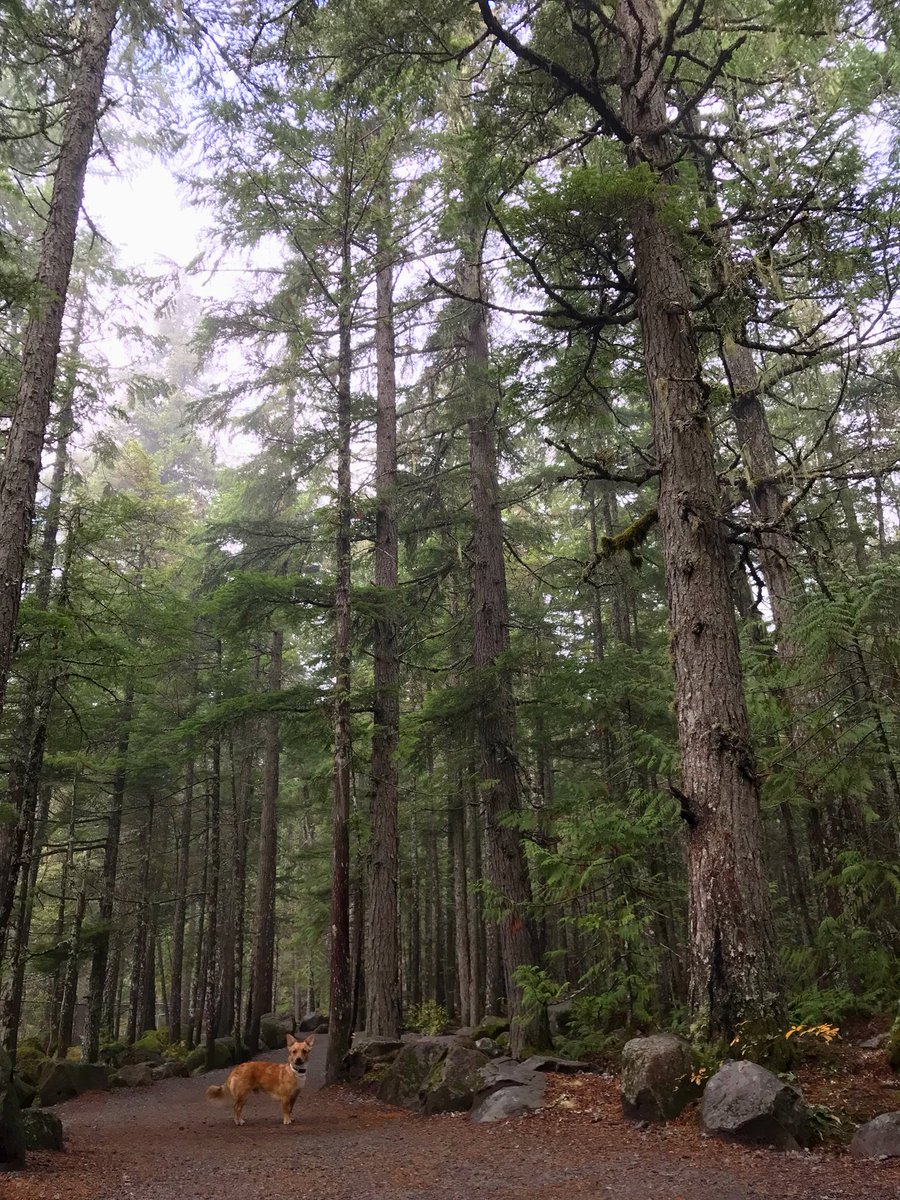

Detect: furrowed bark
615,0,782,1039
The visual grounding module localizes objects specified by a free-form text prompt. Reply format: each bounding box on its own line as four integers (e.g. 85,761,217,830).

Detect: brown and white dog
206,1033,315,1126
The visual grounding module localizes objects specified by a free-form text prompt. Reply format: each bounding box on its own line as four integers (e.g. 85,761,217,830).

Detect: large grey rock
850,1112,900,1158
344,1038,404,1080
0,1046,25,1169
548,1001,574,1038
298,1011,328,1034
122,1047,163,1066
378,1039,449,1109
112,1062,154,1088
470,1071,547,1123
22,1108,64,1151
701,1060,812,1150
151,1061,190,1081
522,1054,593,1074
422,1045,490,1114
37,1061,109,1107
621,1034,696,1122
858,1033,888,1051
260,1012,296,1051
477,1057,537,1089
475,1038,501,1058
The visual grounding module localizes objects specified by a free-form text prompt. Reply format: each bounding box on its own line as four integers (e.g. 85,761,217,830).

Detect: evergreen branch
548,439,659,486
475,0,633,144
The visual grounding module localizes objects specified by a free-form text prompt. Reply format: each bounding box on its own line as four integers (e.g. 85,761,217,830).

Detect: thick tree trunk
461,237,551,1055
365,179,401,1040
326,245,354,1085
247,628,282,1052
615,0,782,1039
0,0,118,715
0,363,78,954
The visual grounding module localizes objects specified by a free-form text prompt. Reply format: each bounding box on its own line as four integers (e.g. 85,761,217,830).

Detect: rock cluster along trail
6,1039,900,1200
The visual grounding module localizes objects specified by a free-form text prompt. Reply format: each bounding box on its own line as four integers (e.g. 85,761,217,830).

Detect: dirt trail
4,1038,899,1200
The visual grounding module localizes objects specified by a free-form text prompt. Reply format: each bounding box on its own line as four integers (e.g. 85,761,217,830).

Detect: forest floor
4,1036,900,1200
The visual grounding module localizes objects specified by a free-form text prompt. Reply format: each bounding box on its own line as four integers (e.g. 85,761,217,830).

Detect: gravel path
5,1039,900,1200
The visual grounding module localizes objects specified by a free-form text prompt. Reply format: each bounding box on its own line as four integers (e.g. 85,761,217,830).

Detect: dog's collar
291,1063,307,1075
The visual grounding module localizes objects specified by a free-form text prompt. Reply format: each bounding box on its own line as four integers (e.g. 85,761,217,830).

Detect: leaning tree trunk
247,628,282,1052
616,0,782,1040
0,0,118,717
365,177,401,1040
325,239,354,1085
461,233,551,1057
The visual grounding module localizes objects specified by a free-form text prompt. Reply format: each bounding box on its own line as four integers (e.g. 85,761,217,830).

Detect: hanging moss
597,507,659,565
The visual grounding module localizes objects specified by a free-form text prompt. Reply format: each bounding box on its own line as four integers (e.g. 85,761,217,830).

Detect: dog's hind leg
232,1086,247,1126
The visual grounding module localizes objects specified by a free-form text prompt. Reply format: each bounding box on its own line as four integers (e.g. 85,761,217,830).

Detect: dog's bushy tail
206,1084,227,1102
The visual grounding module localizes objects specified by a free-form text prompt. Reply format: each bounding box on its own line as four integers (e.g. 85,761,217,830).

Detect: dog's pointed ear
305,1033,316,1048
286,1033,298,1046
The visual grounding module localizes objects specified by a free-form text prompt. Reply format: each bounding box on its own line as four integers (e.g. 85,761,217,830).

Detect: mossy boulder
14,1038,49,1086
422,1045,490,1114
0,1046,25,1169
112,1063,154,1088
185,1037,242,1075
22,1108,64,1151
37,1061,109,1107
343,1038,404,1080
124,1030,167,1065
133,1029,168,1054
472,1016,510,1042
377,1039,450,1109
98,1042,129,1069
